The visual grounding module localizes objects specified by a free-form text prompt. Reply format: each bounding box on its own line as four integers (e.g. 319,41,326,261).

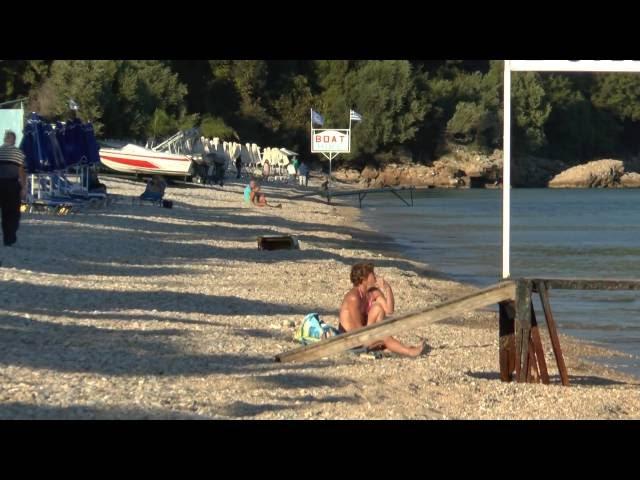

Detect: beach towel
294,313,340,345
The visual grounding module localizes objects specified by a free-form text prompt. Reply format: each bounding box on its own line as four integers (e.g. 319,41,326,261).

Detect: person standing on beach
0,131,27,247
338,262,426,357
298,160,309,187
262,160,270,181
235,156,242,179
292,156,300,176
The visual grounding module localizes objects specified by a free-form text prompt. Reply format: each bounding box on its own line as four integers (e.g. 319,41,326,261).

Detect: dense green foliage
2,60,640,164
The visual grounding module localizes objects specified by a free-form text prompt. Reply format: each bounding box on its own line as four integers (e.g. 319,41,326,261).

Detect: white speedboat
99,144,193,177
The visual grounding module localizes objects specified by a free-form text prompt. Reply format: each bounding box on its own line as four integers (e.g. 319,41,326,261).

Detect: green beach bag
294,313,340,345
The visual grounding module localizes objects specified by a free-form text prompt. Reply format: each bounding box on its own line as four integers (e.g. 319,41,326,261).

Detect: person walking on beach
338,262,426,357
0,131,27,247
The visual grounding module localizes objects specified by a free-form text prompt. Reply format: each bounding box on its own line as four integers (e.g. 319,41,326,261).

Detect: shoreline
329,189,640,385
0,176,639,419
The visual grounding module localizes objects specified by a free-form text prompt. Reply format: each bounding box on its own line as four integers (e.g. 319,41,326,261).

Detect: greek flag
350,109,362,122
311,109,324,126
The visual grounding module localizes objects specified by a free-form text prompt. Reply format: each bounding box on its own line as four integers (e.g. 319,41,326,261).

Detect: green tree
542,74,621,161
446,101,497,150
199,114,239,140
147,108,177,138
30,60,188,138
0,60,51,104
317,60,428,157
511,72,551,153
272,75,315,150
30,60,119,134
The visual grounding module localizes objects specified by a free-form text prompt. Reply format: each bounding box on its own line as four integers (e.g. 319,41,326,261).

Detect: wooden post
536,281,570,386
527,340,539,383
515,279,532,383
529,304,550,384
498,300,516,382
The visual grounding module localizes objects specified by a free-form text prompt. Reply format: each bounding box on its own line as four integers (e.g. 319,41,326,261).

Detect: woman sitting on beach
140,175,166,202
244,180,281,208
250,184,268,207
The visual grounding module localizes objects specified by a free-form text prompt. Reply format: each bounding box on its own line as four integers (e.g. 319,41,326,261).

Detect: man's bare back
339,286,368,332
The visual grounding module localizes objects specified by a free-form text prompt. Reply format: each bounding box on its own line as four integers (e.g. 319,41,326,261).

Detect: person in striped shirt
0,130,27,246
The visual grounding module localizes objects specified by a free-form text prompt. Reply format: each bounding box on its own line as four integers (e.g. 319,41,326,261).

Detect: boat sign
311,129,350,153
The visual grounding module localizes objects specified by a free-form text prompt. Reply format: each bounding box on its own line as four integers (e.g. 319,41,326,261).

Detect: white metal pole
329,152,333,188
502,60,511,279
349,110,352,153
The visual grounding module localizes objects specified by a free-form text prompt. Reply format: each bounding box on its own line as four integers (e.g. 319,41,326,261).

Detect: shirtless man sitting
338,262,426,357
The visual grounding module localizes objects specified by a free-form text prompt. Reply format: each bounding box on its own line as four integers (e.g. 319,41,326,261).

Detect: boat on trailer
99,143,193,177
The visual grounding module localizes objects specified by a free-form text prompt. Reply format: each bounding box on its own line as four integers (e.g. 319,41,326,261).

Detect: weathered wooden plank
529,302,549,384
515,280,533,383
530,326,550,385
275,281,516,363
498,301,516,382
536,281,570,386
529,278,640,291
527,339,539,383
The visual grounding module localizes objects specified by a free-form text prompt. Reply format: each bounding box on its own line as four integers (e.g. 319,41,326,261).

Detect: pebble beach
1,176,639,420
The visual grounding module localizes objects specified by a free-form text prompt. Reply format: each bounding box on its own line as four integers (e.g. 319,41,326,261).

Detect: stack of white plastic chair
228,142,241,172
201,136,210,154
251,144,262,166
263,147,275,181
210,137,225,169
274,148,285,181
241,144,252,169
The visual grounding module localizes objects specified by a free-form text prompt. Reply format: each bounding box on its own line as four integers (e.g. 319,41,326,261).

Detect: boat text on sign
311,129,350,153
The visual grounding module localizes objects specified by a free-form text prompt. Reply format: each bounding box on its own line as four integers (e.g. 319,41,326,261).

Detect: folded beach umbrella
20,116,41,173
251,143,261,164
82,121,101,165
47,126,66,170
230,142,241,161
59,118,83,167
21,113,52,173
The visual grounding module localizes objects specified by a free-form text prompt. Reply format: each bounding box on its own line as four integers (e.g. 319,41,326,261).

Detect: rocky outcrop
332,152,640,189
621,172,640,187
548,159,624,188
333,149,505,188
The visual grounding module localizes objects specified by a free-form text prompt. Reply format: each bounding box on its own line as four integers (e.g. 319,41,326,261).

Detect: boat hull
99,147,193,177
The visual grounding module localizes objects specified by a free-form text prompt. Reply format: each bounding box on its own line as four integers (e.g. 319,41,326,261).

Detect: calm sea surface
359,188,640,375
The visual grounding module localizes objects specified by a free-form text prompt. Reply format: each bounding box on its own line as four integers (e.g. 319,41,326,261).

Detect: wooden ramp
275,281,516,363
